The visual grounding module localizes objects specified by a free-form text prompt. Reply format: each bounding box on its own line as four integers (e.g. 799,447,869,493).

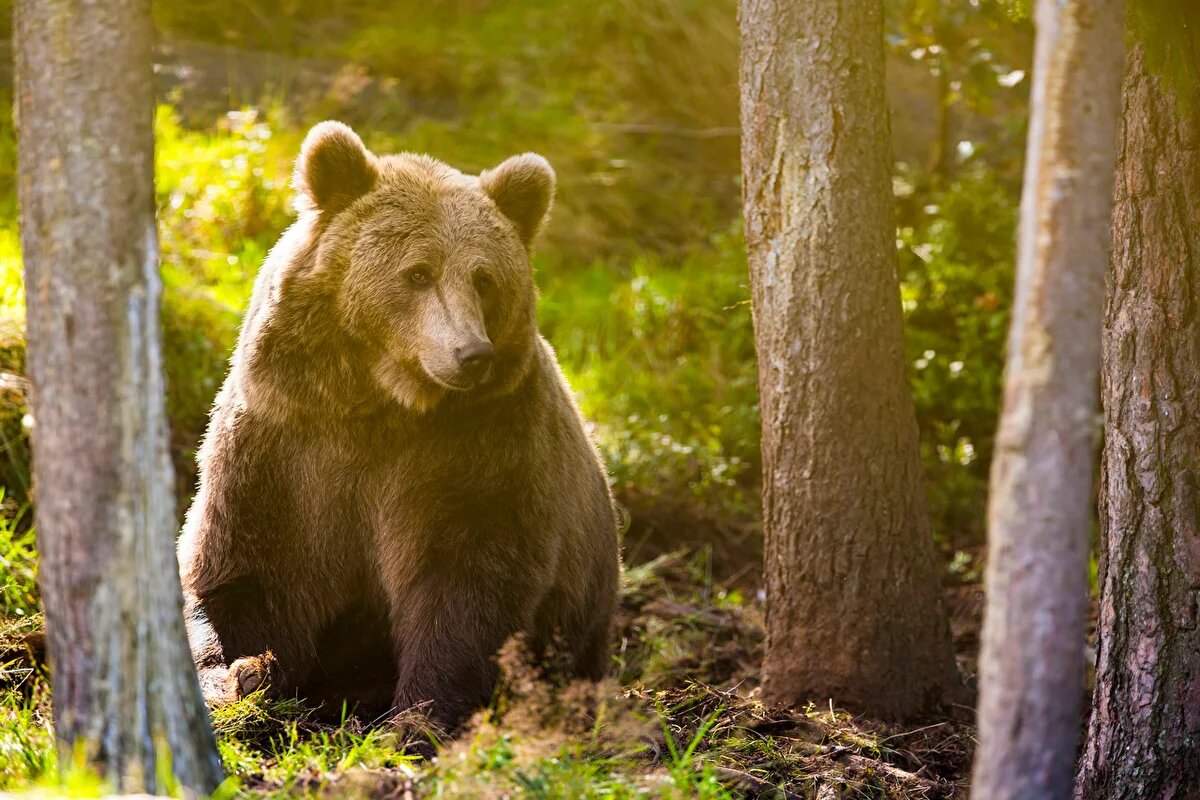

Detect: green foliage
217,710,419,796
0,105,295,495
991,0,1200,98
0,104,29,507
426,734,734,799
996,0,1031,21
1131,0,1200,96
0,98,15,223
160,282,240,459
0,499,36,619
897,163,1017,547
660,703,724,775
0,677,55,791
155,106,295,309
540,227,758,515
152,0,741,263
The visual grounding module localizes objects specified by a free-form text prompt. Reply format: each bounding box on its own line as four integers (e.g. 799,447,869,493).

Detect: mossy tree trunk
969,1,1125,798
738,0,960,720
1075,43,1200,800
14,0,223,793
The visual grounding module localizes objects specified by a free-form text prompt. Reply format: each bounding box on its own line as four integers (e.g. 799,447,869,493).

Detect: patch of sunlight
0,228,26,332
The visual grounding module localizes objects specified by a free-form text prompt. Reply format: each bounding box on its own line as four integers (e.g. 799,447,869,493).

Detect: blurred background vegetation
0,0,1033,611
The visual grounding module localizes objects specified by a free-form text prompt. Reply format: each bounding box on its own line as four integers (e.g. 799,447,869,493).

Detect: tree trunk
1075,44,1200,800
14,0,223,794
738,0,960,720
969,1,1124,799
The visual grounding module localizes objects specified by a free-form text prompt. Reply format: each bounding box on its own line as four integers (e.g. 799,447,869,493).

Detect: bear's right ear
293,121,378,216
479,153,555,248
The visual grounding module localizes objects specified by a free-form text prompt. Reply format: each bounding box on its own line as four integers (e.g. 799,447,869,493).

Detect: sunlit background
0,2,1035,590
0,1,1049,792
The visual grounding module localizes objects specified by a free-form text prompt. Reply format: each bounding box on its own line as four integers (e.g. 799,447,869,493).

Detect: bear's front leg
385,570,541,729
185,580,322,704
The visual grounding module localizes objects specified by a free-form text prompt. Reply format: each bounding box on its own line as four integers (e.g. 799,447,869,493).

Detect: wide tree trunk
15,0,223,793
738,0,959,719
1075,43,1200,800
969,1,1124,799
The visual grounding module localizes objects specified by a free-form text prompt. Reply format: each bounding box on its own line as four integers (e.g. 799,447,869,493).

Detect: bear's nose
455,340,495,378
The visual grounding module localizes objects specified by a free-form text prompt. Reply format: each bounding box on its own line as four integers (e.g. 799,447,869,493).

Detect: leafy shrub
898,163,1017,548
0,494,35,619
155,106,297,472
540,224,758,515
156,106,296,307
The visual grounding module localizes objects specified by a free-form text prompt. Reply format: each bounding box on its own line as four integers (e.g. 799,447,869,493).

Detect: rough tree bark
969,1,1124,798
15,0,223,793
1075,43,1200,800
739,0,960,719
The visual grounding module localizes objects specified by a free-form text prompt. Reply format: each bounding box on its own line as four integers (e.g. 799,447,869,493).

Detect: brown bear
176,121,621,727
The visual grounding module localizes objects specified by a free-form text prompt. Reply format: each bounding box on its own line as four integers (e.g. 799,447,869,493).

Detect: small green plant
0,496,35,619
0,675,54,790
540,224,759,517
659,704,728,796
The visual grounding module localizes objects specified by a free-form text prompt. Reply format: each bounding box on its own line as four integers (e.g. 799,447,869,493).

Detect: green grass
0,671,53,789
0,499,35,620
0,551,972,798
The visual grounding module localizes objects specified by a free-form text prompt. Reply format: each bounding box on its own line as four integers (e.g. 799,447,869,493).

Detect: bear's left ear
479,153,556,247
293,121,379,216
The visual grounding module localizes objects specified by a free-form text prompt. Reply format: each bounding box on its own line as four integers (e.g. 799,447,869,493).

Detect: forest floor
1,534,985,799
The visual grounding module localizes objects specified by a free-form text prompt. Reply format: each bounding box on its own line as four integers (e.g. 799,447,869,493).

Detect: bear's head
293,121,554,413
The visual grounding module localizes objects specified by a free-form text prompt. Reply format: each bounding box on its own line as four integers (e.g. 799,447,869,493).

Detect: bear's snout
455,340,494,384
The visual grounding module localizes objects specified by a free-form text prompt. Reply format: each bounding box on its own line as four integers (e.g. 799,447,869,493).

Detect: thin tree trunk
1075,44,1200,800
15,0,223,793
739,0,960,720
970,1,1124,798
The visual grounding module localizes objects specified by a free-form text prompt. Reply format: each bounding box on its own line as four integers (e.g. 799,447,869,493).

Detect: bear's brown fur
177,121,621,727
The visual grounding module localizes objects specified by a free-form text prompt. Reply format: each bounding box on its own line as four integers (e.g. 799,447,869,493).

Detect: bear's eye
474,273,494,294
406,268,432,288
